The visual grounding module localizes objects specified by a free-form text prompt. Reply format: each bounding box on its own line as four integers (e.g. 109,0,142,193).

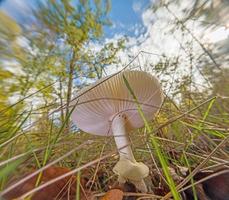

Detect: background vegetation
0,0,228,199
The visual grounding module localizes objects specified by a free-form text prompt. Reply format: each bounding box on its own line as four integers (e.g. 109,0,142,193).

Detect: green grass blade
123,75,181,200
0,158,25,181
76,151,85,200
198,97,216,129
183,152,198,200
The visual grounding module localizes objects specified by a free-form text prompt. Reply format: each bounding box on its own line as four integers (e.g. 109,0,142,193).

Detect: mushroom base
113,158,149,192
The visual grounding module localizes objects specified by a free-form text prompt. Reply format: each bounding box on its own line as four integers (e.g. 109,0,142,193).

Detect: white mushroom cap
71,70,163,136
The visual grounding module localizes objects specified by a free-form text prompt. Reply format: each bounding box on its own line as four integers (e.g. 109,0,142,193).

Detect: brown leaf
101,189,124,200
194,170,229,200
3,166,92,200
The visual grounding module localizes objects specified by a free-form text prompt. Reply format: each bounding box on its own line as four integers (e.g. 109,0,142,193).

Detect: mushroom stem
111,114,149,192
112,114,135,162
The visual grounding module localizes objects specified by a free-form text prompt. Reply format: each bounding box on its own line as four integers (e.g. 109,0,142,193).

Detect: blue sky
1,0,227,71
0,0,151,38
1,0,228,94
104,0,149,37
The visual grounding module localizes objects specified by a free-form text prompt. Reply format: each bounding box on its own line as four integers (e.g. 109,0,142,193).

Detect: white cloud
118,1,228,61
142,8,155,28
96,0,229,97
203,27,229,43
82,0,229,93
2,60,25,76
132,1,143,13
16,36,30,49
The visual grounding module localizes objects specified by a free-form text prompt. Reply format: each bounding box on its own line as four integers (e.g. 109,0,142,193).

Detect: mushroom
71,70,163,192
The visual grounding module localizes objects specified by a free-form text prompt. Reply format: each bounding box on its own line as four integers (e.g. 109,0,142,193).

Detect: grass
123,74,181,200
0,56,228,200
183,152,198,200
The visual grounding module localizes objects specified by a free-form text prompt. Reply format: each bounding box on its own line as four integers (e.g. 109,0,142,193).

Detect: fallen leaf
3,166,92,200
101,189,124,200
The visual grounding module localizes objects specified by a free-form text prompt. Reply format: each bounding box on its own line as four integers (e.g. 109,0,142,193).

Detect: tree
0,11,26,143
0,0,125,133
149,0,228,107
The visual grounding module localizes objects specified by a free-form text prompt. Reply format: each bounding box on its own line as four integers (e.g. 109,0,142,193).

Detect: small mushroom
71,70,163,192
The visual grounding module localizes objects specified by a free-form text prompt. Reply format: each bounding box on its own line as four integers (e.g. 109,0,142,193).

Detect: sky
0,0,151,38
0,0,228,105
1,0,228,52
104,0,150,38
0,0,228,77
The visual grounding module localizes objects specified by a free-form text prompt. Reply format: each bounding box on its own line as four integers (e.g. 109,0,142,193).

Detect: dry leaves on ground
101,189,124,200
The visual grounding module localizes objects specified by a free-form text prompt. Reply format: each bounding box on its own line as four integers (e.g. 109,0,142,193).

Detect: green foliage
123,75,181,200
0,0,124,126
0,1,228,199
0,158,25,183
0,11,22,59
36,0,111,46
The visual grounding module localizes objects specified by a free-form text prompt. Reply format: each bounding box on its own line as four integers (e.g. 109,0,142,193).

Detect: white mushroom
71,70,163,192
